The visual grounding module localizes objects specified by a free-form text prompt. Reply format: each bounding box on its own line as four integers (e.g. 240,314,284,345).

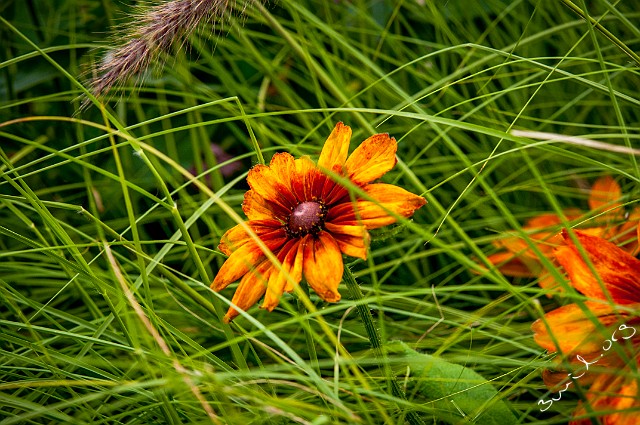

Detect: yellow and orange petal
246,158,297,219
217,219,285,255
344,133,397,185
326,183,427,229
262,239,304,312
242,190,274,221
531,301,639,355
213,222,288,291
554,230,640,304
224,259,273,323
324,222,369,260
302,232,343,302
291,156,317,202
211,122,426,322
318,122,351,175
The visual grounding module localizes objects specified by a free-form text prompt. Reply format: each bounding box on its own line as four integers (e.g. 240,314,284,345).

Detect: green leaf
389,342,517,425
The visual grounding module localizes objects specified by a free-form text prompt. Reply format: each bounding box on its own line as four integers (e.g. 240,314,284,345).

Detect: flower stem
343,267,425,425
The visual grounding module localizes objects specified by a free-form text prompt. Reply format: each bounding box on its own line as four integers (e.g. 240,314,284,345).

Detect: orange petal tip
260,300,279,312
320,291,341,303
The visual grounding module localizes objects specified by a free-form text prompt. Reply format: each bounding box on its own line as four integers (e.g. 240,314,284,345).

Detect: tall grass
1,0,639,423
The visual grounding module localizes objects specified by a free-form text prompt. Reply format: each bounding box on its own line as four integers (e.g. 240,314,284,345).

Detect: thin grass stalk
297,282,320,375
101,110,154,307
560,0,640,66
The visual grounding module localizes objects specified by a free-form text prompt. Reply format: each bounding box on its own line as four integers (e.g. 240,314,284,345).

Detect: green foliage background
1,0,639,423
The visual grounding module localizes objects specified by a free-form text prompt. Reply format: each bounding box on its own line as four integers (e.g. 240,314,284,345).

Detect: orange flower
532,230,640,424
211,122,426,322
483,176,639,290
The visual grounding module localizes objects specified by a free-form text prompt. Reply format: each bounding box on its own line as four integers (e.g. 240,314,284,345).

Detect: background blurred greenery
1,0,639,423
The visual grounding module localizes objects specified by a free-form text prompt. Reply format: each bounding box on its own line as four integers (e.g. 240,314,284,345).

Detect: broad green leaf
389,342,517,425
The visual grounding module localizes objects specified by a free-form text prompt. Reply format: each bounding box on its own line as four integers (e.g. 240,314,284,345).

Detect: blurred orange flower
483,176,639,290
211,122,426,322
532,230,640,424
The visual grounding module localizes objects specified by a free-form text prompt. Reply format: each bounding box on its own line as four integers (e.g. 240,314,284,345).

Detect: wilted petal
223,259,272,323
327,183,426,229
555,230,640,304
318,122,351,174
302,232,342,302
345,133,397,185
262,239,304,311
324,222,369,259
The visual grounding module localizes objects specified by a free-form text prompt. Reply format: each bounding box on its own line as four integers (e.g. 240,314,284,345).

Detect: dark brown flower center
287,201,326,237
